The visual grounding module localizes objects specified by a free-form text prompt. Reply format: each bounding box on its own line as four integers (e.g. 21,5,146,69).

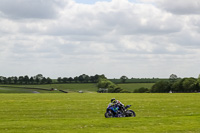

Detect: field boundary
0,85,68,93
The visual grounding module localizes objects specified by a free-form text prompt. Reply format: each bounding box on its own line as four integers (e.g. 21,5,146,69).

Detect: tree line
1,73,199,93
134,74,200,93
110,76,168,83
0,74,52,84
0,74,105,85
97,74,200,93
57,74,103,83
151,76,200,93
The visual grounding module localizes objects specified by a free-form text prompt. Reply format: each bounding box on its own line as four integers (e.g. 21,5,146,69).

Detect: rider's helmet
111,98,116,103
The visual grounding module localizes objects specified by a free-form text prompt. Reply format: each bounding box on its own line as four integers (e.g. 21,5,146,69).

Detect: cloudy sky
0,0,200,79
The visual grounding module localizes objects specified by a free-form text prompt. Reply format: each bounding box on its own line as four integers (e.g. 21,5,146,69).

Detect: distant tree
90,76,95,83
35,77,40,84
46,77,52,84
94,74,100,82
13,77,18,84
35,74,43,81
182,78,196,92
34,74,43,84
197,74,200,83
62,77,68,83
19,76,24,84
171,78,197,93
120,76,128,83
68,77,73,83
29,77,34,84
57,77,62,83
74,76,79,83
0,76,2,84
3,77,8,84
189,74,200,92
41,77,47,84
78,74,86,83
171,80,182,92
99,74,106,79
84,75,90,83
169,74,178,83
195,74,200,92
7,77,12,84
151,80,171,93
24,75,29,84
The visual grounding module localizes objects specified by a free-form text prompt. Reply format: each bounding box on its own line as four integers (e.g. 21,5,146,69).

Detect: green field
0,83,98,93
117,83,154,92
0,83,154,93
0,86,56,93
0,93,200,133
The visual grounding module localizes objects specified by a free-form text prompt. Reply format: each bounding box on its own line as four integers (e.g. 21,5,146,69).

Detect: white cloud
156,0,200,15
0,18,19,34
0,0,200,78
0,0,68,19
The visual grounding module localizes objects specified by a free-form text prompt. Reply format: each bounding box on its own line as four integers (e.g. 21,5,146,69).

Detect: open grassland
0,93,200,133
0,83,97,93
0,87,58,93
0,83,154,93
117,83,154,92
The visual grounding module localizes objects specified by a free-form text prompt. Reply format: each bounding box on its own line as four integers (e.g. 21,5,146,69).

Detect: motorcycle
104,104,136,118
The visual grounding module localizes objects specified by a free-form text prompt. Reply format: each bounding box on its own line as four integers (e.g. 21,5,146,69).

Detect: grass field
0,87,57,93
0,83,98,93
0,83,154,93
0,93,200,133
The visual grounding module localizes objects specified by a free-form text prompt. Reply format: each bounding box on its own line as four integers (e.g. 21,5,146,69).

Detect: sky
0,0,200,79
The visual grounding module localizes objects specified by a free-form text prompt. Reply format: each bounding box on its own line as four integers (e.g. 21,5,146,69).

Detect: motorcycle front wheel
129,110,136,117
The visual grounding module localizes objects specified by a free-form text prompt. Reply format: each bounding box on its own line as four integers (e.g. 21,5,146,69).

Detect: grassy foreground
0,93,200,133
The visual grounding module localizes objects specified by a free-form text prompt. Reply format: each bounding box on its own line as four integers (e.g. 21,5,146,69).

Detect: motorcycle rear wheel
105,111,113,118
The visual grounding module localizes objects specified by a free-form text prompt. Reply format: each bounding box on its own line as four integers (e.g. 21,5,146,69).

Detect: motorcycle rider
109,98,125,114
